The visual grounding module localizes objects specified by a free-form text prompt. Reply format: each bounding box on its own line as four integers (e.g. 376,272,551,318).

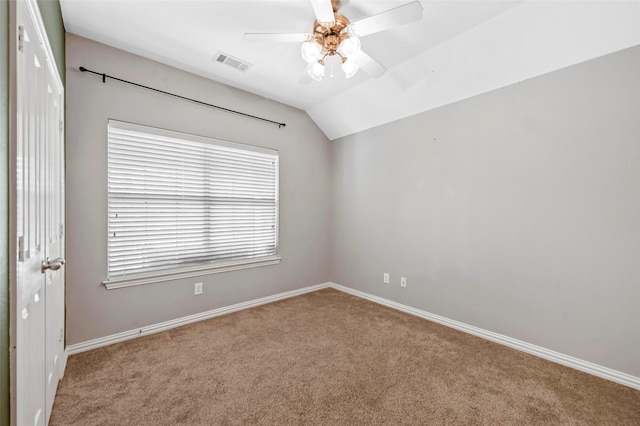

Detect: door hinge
18,25,25,52
18,236,24,262
60,223,64,238
59,120,64,133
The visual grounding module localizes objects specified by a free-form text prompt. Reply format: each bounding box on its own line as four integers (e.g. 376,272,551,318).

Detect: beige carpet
51,288,640,425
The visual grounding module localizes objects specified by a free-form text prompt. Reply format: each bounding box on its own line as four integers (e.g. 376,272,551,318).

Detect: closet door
13,0,66,424
43,39,65,426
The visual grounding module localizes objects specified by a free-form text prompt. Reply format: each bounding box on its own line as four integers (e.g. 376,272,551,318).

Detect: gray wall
331,45,640,378
1,2,9,424
37,0,65,83
65,34,332,345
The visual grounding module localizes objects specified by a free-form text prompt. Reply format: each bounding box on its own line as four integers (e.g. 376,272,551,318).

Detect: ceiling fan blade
299,71,313,85
310,0,336,26
244,33,309,43
355,50,386,78
348,1,423,38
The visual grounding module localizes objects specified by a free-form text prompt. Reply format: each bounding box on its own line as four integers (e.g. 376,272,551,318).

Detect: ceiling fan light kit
308,61,326,81
338,36,361,58
301,41,322,64
341,58,359,79
304,10,363,79
245,0,423,82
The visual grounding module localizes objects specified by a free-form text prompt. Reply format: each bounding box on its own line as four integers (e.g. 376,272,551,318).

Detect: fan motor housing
313,13,350,55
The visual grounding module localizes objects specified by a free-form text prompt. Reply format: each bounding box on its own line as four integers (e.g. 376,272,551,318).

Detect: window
105,120,279,287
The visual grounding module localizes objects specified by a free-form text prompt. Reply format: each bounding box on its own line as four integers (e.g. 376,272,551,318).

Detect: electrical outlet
400,277,407,288
194,282,203,295
383,273,390,284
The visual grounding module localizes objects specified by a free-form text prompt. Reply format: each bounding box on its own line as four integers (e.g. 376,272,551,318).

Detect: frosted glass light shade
341,58,359,79
301,41,322,64
338,36,361,57
308,61,325,81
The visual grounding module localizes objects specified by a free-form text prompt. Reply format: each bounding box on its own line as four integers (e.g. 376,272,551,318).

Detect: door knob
41,257,65,273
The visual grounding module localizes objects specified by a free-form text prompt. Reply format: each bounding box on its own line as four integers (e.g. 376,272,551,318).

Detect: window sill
103,256,282,290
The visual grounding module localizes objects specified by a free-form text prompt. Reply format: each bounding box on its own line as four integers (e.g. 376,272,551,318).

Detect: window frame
103,120,281,290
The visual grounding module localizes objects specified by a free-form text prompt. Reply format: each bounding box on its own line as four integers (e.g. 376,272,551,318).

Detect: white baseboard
65,280,640,391
327,282,640,391
66,283,331,355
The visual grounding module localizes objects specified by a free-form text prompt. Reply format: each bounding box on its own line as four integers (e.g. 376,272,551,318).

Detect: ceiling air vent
213,51,251,72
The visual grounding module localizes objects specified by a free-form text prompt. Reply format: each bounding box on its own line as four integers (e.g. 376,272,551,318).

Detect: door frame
8,0,66,423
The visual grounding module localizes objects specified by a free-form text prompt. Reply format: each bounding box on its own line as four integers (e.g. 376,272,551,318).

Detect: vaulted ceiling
60,1,640,140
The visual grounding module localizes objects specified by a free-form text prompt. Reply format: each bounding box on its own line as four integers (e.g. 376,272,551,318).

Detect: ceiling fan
244,0,423,81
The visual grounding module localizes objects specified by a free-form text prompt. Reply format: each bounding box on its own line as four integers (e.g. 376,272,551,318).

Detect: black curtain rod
79,66,286,128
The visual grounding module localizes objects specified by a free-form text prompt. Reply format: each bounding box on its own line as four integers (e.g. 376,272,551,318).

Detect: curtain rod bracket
78,66,286,128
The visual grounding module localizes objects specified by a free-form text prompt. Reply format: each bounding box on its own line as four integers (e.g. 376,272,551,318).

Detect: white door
43,51,65,422
13,0,66,424
42,45,65,422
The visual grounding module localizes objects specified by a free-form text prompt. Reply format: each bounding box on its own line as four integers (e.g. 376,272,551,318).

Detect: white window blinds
107,120,279,279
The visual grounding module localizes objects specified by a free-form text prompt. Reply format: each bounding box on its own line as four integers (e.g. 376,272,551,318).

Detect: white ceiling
60,0,640,140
